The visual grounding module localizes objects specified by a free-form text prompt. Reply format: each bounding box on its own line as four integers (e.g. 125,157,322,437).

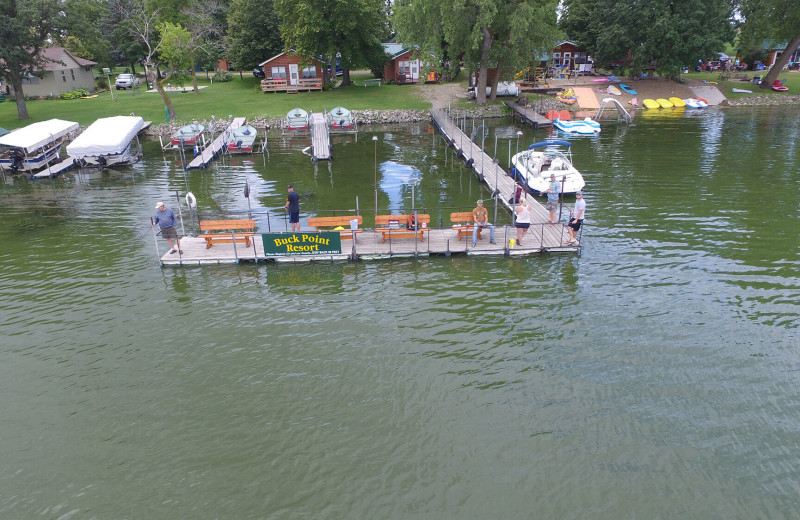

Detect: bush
60,88,90,100
96,77,108,90
213,70,232,82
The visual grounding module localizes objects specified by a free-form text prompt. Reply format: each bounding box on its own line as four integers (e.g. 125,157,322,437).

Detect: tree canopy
226,0,283,70
736,0,800,88
559,0,734,78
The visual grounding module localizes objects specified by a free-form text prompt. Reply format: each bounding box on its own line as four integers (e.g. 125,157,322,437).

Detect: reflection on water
0,107,799,519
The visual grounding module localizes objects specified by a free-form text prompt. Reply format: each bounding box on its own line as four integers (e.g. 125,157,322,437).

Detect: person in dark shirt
285,184,300,231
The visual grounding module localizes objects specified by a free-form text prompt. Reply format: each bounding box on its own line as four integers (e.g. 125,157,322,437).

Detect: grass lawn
0,72,441,129
685,69,799,100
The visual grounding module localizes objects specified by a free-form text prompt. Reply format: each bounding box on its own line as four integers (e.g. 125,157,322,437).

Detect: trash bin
753,76,761,85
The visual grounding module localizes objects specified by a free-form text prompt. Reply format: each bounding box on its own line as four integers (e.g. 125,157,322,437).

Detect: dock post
231,231,239,263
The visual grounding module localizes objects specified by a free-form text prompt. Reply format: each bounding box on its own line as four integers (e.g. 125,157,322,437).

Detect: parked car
253,67,265,78
115,73,138,90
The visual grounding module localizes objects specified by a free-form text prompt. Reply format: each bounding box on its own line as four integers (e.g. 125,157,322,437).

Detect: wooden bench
198,219,256,249
375,214,431,243
450,211,483,241
307,215,363,242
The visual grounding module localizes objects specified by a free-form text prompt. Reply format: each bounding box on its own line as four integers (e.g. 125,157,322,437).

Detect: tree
226,0,282,71
58,0,113,67
559,0,734,78
736,0,800,88
180,0,225,94
0,0,63,119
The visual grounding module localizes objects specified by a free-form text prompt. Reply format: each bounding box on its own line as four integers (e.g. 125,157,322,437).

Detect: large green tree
274,0,387,86
226,0,282,71
58,0,112,67
560,0,734,78
736,0,800,89
0,0,63,119
394,0,558,105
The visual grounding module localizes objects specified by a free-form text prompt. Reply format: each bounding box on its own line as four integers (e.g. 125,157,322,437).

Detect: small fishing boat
66,115,144,166
0,119,80,173
554,117,601,135
656,98,674,108
668,97,686,107
329,106,354,129
619,83,638,95
170,122,205,146
607,85,622,96
285,108,309,130
510,140,586,195
643,98,661,109
226,125,258,153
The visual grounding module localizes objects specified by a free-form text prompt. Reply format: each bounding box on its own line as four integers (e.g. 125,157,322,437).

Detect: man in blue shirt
285,185,300,231
154,202,182,254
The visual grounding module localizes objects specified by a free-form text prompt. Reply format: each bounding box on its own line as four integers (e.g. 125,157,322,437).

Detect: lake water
1,106,799,519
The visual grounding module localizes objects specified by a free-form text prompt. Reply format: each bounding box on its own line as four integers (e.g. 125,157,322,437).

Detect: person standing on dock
153,202,182,254
471,199,496,246
285,184,300,232
514,198,532,246
566,191,586,245
546,174,560,225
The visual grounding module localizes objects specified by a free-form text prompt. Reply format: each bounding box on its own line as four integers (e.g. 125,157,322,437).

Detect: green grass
0,72,438,128
685,69,799,100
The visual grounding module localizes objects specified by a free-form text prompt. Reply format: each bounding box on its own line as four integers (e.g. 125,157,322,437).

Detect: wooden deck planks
504,102,554,128
310,113,331,161
186,117,246,169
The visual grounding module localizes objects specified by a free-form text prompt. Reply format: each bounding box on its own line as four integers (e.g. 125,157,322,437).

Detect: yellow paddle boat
656,98,674,108
643,98,661,109
668,97,686,107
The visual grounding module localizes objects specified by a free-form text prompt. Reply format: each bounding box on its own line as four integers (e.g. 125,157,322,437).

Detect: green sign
261,232,342,255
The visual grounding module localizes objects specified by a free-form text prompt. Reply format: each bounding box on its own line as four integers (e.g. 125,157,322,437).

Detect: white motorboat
510,140,586,195
285,108,309,130
0,119,80,172
329,106,353,129
67,115,144,166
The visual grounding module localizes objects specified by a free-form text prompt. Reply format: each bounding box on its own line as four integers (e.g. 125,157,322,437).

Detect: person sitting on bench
472,199,496,246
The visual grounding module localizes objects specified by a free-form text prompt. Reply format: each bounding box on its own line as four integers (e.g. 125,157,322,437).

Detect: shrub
213,70,232,82
60,88,90,100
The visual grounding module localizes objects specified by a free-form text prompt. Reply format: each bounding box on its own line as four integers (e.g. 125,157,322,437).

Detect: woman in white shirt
514,198,532,246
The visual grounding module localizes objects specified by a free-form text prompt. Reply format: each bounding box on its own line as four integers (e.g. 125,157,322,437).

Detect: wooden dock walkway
156,225,579,265
186,117,246,169
430,108,579,251
503,102,553,129
30,158,76,179
310,112,331,161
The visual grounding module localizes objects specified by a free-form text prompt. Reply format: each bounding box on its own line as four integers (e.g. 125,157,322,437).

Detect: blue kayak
619,83,638,95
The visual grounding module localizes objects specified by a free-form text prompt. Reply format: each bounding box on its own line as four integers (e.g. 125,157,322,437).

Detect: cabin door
411,60,419,81
289,64,299,85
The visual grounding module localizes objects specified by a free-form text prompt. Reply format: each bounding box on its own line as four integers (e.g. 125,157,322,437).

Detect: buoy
185,191,197,208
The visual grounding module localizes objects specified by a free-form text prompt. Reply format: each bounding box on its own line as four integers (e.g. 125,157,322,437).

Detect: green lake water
1,106,799,519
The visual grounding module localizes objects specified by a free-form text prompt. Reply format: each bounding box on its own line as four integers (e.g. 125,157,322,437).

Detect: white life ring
185,192,197,208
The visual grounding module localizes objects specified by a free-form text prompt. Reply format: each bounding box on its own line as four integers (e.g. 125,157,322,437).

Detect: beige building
9,47,97,98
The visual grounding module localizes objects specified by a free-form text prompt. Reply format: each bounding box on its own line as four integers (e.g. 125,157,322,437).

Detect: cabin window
271,66,287,79
70,70,76,81
301,66,316,78
22,75,40,84
398,61,410,74
552,52,561,66
61,70,67,82
85,66,91,72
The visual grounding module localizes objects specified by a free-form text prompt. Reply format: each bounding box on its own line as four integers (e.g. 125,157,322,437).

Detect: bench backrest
307,215,362,229
450,212,476,224
375,214,431,227
199,219,255,232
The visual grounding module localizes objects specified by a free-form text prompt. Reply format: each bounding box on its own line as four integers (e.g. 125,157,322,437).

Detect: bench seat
375,214,431,243
307,215,363,242
450,211,483,241
199,219,255,249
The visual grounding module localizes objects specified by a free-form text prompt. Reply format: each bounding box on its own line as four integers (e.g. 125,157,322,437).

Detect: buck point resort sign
262,232,342,256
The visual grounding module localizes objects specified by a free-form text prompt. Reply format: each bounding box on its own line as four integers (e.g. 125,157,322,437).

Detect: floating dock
186,117,246,169
155,225,579,265
310,112,331,161
30,158,77,179
503,102,553,129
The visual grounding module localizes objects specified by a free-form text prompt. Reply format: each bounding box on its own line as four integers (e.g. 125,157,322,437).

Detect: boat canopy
529,140,572,150
67,116,144,158
0,119,80,153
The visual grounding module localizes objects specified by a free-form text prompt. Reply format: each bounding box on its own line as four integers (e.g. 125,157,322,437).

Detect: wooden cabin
383,43,422,84
258,52,323,93
7,47,96,99
552,41,591,73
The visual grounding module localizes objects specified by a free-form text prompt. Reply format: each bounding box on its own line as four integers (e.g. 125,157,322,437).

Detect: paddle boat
226,124,258,153
329,106,354,129
285,108,310,130
510,140,586,195
170,122,205,146
683,98,707,109
619,83,637,95
668,97,686,107
554,117,601,135
643,98,661,109
0,119,80,173
607,85,622,96
771,80,788,92
656,98,674,108
66,115,144,167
